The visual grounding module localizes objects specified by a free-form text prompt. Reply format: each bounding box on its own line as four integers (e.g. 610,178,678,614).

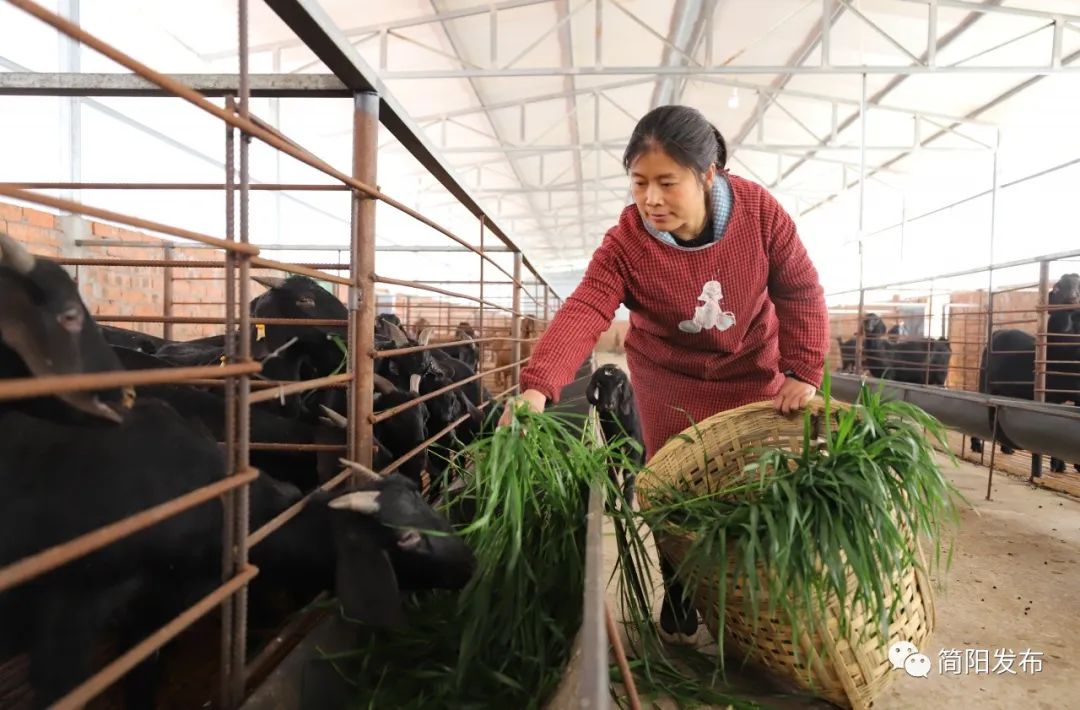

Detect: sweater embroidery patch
678,280,736,333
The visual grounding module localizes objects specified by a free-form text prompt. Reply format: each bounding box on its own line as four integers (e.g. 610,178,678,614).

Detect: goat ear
417,327,434,346
332,519,405,627
1051,281,1065,305
619,381,632,417
586,382,599,406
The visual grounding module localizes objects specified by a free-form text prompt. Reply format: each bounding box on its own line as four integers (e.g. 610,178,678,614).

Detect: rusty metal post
1033,259,1050,479
980,286,998,470
855,289,865,375
223,0,255,701
233,89,254,710
544,283,550,323
855,72,867,379
980,140,1000,469
349,91,379,469
986,407,999,501
1035,261,1050,402
219,93,238,709
162,243,174,341
512,251,523,389
478,216,485,379
926,284,935,384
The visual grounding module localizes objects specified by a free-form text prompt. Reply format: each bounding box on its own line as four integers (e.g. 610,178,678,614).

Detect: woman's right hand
497,388,547,428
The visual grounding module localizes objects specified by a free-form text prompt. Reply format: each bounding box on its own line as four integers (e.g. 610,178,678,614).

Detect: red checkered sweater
520,173,829,459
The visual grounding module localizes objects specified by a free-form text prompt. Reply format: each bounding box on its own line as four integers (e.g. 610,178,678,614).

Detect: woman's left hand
774,376,816,415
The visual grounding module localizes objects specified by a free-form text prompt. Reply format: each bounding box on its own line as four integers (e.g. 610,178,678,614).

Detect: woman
500,105,829,642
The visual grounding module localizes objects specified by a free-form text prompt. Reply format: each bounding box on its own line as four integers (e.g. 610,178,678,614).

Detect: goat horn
327,490,380,515
0,232,36,275
382,321,410,348
252,275,287,290
339,457,384,484
319,405,348,429
373,374,397,395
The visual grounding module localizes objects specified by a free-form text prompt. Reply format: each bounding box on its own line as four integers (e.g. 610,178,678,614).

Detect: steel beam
203,0,554,60
423,0,559,249
0,72,1017,135
695,75,994,127
378,63,1080,76
433,141,988,154
775,0,1003,188
802,44,1080,217
650,0,712,108
262,0,557,296
838,0,921,64
56,0,80,205
0,62,350,228
897,0,1080,25
554,0,584,237
413,77,653,123
0,71,352,97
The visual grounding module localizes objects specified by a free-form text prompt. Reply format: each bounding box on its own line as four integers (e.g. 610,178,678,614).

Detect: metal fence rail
0,0,576,707
829,247,1080,493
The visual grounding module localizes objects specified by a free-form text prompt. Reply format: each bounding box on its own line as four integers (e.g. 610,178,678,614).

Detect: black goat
106,354,344,492
860,313,952,386
0,238,475,707
435,322,480,371
837,337,857,373
586,364,643,504
100,324,166,354
0,405,473,707
0,232,133,424
417,328,491,439
375,315,439,395
971,273,1080,473
372,375,431,489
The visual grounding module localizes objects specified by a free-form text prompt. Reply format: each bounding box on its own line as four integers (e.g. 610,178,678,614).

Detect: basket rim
636,397,850,499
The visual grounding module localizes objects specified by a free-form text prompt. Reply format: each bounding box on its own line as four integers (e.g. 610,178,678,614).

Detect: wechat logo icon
889,640,931,678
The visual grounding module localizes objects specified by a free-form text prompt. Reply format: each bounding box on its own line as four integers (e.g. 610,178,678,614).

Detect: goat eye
296,296,316,308
57,306,84,333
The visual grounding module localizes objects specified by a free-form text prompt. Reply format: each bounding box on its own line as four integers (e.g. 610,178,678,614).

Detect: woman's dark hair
622,105,727,178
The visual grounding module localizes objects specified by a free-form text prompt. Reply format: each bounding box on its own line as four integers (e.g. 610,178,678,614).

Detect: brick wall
2,200,234,341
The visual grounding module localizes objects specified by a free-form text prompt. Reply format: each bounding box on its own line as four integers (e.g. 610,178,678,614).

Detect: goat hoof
1000,446,1014,455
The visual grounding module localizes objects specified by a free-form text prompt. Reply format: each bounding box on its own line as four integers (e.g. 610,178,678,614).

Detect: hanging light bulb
727,87,740,109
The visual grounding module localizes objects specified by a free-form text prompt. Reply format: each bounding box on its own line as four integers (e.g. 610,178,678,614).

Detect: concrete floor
594,351,1080,709
602,457,1080,709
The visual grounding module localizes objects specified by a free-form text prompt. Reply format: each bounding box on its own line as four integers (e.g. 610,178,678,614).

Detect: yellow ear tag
256,323,267,341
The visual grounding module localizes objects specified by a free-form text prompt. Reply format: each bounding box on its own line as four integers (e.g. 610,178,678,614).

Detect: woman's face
629,147,714,240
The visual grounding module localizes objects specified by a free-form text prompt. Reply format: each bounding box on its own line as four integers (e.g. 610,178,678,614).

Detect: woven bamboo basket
636,398,936,710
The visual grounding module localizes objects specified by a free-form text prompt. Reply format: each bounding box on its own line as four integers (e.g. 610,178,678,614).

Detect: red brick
26,225,58,245
25,210,55,229
5,223,32,241
0,203,22,221
93,223,119,238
